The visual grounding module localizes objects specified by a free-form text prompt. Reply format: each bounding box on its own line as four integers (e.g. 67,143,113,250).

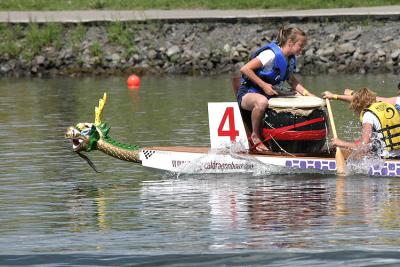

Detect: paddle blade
326,98,347,175
335,147,346,175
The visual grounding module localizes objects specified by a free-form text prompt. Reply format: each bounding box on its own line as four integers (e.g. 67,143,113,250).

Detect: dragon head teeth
65,126,89,152
72,139,85,152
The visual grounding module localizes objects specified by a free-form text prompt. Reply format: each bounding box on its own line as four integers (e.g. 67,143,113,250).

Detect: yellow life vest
361,102,400,151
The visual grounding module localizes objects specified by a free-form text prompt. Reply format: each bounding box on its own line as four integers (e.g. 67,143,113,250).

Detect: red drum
262,96,328,154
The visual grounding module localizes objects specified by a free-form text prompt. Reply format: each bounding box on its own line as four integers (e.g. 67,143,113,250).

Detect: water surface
1,74,400,266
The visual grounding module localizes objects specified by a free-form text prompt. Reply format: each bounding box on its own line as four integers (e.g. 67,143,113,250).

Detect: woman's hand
331,138,349,149
322,91,335,99
343,88,354,96
331,138,342,147
261,82,278,96
331,138,358,150
304,90,316,97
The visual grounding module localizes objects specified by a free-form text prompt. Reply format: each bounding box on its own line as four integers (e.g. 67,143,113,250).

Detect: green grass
0,24,23,57
25,23,63,53
0,0,398,10
67,23,87,55
90,42,103,58
0,23,64,61
0,21,140,61
106,22,137,58
106,21,133,48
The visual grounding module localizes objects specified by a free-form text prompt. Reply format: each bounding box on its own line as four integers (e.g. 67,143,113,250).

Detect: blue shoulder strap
266,43,288,80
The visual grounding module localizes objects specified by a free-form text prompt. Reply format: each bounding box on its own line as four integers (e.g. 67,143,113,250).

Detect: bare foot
250,136,269,152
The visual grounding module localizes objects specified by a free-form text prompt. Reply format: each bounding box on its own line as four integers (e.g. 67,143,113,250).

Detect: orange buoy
127,74,141,89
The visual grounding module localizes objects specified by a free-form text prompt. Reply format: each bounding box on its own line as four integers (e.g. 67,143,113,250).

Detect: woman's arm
326,88,398,105
376,96,398,105
332,123,373,150
322,91,353,102
240,59,278,96
288,74,315,96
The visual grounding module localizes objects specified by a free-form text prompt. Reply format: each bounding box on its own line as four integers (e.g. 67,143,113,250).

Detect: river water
1,74,400,266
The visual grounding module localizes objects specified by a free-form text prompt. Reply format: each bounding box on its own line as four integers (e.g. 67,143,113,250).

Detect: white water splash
172,141,279,176
175,141,333,177
345,140,385,175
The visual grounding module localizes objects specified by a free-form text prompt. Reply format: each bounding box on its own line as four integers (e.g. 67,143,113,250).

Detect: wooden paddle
325,99,346,175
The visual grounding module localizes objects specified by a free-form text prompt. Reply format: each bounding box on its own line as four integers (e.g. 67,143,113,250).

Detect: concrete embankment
0,6,399,77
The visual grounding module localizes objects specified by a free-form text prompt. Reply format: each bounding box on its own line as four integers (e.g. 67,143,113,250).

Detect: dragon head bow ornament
65,93,142,172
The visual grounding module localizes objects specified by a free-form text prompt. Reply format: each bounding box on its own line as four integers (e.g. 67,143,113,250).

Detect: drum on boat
263,96,328,153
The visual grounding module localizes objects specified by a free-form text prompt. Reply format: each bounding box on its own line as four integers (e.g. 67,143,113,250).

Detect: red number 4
218,107,239,141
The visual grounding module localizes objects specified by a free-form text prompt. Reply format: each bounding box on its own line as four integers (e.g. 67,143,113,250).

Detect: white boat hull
139,146,400,177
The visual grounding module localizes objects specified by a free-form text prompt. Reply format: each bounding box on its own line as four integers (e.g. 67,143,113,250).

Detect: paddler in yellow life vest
328,87,400,158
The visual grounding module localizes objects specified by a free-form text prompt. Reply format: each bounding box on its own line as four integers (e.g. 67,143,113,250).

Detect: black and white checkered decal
142,150,156,159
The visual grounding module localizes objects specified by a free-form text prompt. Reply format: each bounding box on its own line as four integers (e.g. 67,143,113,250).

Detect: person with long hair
326,87,400,158
237,26,314,152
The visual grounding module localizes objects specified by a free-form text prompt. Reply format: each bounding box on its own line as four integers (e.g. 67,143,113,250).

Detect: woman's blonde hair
350,87,377,114
277,26,306,47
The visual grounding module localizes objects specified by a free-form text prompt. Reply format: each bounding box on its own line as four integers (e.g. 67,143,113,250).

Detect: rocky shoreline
0,18,399,77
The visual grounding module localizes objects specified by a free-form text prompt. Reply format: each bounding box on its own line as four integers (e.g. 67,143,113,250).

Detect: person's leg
241,93,269,151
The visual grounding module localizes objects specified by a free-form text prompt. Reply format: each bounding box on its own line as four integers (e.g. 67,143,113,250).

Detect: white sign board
208,102,249,150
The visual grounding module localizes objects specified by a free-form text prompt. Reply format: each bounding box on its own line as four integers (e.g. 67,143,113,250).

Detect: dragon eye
81,128,91,136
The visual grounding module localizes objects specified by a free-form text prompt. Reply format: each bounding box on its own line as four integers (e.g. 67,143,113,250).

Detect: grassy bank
0,22,136,62
0,0,398,11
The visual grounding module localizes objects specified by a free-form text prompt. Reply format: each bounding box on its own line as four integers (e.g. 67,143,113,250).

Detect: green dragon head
65,93,141,169
65,123,99,152
65,93,108,152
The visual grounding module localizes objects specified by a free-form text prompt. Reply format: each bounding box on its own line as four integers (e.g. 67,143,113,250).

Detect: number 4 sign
208,102,249,149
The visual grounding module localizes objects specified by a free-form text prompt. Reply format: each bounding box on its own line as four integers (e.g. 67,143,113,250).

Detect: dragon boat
65,93,400,177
